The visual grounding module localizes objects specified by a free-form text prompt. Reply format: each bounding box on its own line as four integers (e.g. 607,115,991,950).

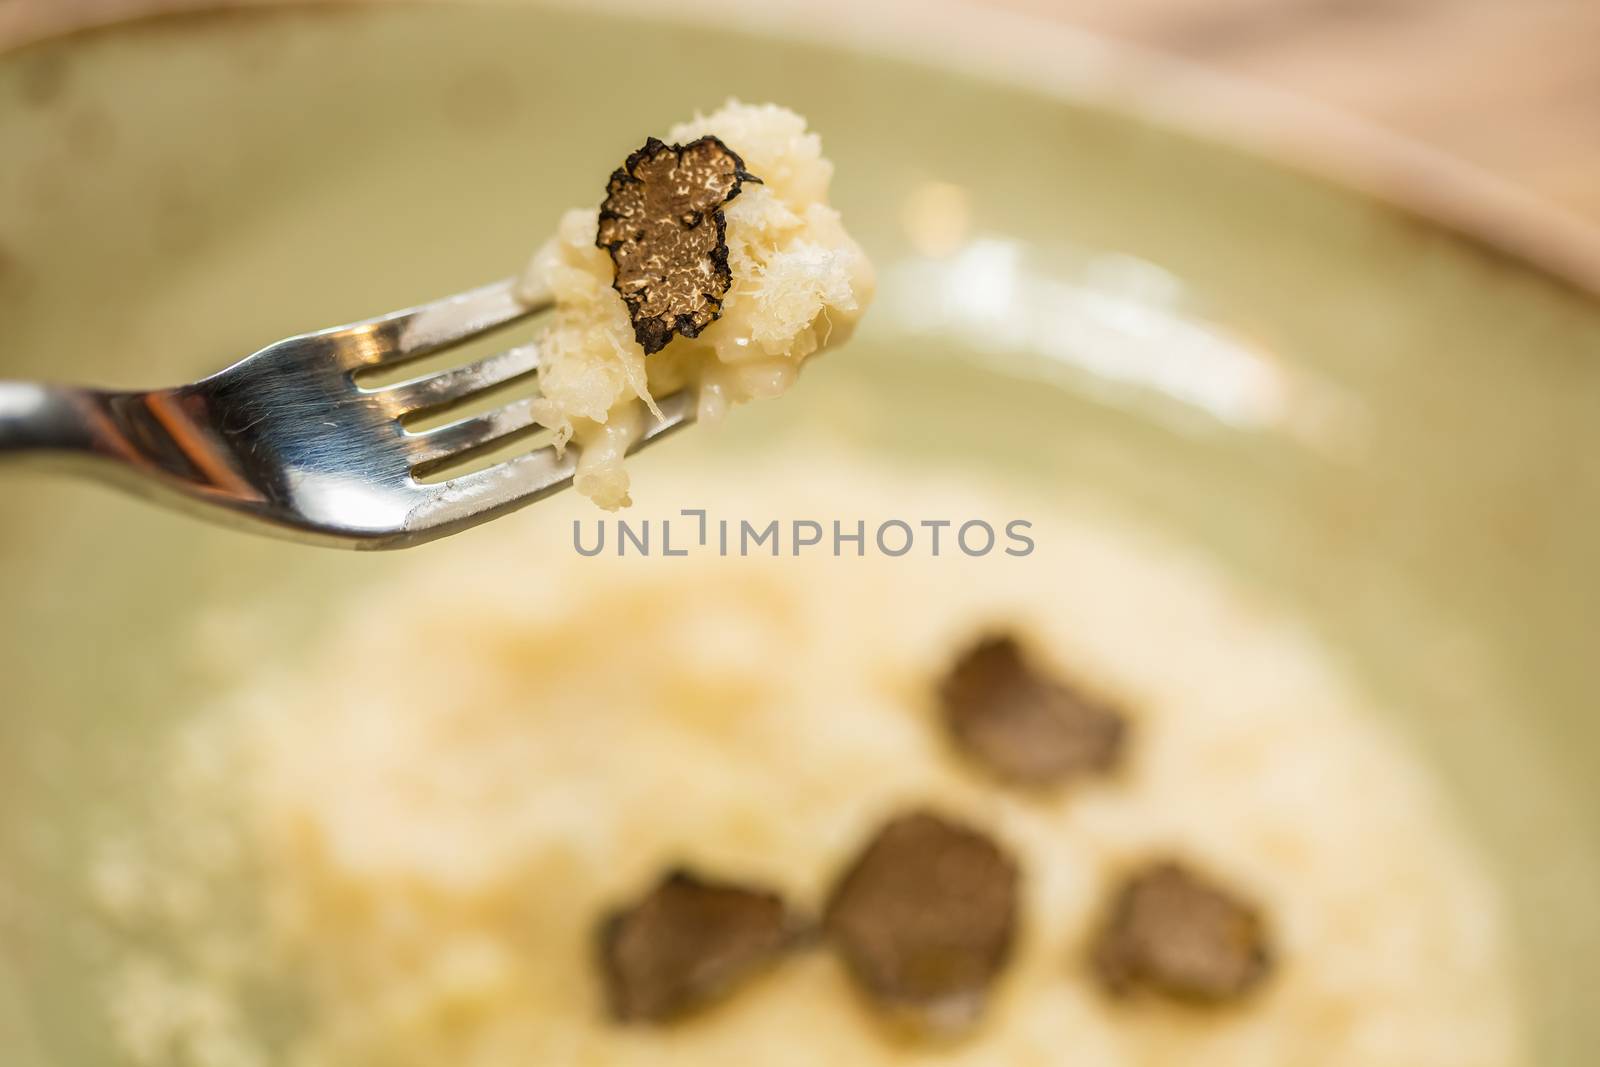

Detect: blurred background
3,1,1600,1063
999,0,1600,222
4,0,1598,222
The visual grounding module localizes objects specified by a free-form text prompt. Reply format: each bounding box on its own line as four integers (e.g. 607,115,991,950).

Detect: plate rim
7,0,1600,301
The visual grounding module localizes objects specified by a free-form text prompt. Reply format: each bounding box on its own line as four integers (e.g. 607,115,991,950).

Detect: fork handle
0,381,103,458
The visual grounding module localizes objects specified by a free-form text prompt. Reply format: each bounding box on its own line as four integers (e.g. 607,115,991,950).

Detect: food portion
93,462,1521,1067
938,633,1128,787
599,869,796,1023
520,102,874,508
824,811,1018,1037
1091,860,1273,1005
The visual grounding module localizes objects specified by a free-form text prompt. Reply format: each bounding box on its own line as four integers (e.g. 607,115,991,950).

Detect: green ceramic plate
1,3,1596,1063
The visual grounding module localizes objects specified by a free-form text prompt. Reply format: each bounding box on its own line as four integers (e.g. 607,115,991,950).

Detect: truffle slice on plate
596,135,759,354
598,868,796,1023
1090,859,1274,1005
823,810,1019,1037
939,633,1127,787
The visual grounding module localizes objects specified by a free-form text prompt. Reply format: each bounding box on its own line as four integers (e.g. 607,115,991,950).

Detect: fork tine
403,389,700,535
403,395,543,469
420,445,579,522
375,342,542,416
330,278,550,369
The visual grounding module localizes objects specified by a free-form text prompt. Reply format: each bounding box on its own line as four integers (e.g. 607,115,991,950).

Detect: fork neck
0,381,237,493
0,380,300,527
0,381,107,458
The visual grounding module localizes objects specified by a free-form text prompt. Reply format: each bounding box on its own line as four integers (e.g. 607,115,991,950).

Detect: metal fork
0,279,695,549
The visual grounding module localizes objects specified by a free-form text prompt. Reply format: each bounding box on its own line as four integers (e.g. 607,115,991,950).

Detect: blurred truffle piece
823,810,1019,1037
595,135,759,355
1091,860,1274,1004
598,868,795,1023
939,634,1126,787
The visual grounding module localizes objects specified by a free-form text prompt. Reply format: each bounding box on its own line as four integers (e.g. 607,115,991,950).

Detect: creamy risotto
92,458,1521,1067
517,102,874,509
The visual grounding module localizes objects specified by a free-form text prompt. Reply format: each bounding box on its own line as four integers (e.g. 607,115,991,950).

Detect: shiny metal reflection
0,280,697,549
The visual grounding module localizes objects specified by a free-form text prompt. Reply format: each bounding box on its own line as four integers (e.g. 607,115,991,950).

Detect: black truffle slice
595,135,759,355
939,634,1127,787
823,810,1019,1036
1091,860,1274,1004
597,868,795,1023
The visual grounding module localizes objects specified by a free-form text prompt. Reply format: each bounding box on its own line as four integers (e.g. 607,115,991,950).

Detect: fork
0,279,695,549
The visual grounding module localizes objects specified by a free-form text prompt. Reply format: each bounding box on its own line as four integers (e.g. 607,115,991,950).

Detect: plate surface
0,4,1597,1063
